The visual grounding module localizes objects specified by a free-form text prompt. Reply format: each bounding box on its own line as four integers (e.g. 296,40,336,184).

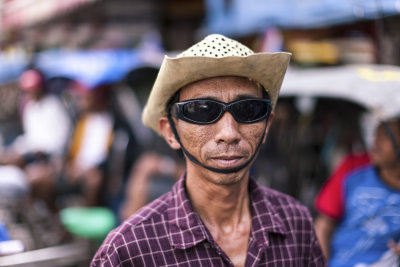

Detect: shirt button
204,242,211,249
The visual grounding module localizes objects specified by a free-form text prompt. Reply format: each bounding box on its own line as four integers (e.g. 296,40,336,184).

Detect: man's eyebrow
186,96,219,101
235,93,261,99
185,93,261,101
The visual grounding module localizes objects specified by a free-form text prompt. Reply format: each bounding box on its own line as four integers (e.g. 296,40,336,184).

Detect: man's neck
185,169,252,230
185,169,253,267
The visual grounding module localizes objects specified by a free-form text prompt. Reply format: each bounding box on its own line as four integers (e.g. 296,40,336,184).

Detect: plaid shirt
91,176,326,266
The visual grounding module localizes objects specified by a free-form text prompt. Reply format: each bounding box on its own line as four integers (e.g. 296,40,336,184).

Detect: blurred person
0,69,71,208
0,68,71,167
92,34,325,266
119,151,185,220
314,116,400,266
59,83,141,209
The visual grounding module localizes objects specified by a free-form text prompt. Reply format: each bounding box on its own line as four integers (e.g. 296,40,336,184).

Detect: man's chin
209,175,246,186
203,165,250,185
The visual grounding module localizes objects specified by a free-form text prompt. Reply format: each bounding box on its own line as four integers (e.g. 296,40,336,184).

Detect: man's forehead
179,76,263,99
183,76,260,87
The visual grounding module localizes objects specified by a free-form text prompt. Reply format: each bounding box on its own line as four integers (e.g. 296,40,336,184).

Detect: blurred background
0,0,399,266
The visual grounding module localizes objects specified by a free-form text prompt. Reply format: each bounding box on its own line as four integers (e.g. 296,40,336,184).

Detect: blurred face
370,121,400,169
19,70,44,101
22,87,44,101
74,89,109,113
79,91,96,111
169,76,273,185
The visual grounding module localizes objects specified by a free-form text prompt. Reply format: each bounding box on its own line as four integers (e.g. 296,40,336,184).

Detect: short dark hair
166,90,181,115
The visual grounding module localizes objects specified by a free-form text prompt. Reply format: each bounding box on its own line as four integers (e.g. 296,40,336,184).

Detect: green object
60,207,116,240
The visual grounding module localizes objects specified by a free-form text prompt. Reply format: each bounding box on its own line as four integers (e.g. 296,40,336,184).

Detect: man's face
167,76,273,185
370,121,400,169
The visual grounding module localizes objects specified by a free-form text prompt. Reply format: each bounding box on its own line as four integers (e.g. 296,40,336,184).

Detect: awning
205,0,400,36
0,47,163,88
281,64,400,119
2,0,100,30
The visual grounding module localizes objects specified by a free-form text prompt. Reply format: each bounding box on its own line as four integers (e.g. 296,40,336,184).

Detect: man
91,34,325,266
314,117,400,266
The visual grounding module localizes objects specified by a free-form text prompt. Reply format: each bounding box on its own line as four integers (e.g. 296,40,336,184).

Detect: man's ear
262,112,274,144
159,116,181,150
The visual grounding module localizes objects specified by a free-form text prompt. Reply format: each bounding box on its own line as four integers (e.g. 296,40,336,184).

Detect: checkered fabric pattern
91,176,326,266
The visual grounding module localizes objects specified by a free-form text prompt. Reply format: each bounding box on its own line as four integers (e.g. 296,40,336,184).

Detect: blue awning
35,49,145,89
0,49,162,88
205,0,400,36
0,54,27,85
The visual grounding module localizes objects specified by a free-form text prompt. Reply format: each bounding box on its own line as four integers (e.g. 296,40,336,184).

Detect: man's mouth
210,155,245,168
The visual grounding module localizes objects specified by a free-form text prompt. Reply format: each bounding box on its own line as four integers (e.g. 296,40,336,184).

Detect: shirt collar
248,177,288,248
167,174,288,249
167,174,209,249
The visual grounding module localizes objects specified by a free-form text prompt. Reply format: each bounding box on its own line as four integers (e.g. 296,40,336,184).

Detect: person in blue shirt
315,116,400,266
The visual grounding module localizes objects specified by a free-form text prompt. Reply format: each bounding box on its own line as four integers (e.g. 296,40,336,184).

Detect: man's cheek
181,127,209,149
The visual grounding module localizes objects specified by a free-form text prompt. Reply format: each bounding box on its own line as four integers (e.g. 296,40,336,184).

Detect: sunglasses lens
181,100,221,123
175,99,270,124
231,100,269,122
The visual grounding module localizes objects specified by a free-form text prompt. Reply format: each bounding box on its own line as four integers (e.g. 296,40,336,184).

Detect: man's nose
214,111,241,144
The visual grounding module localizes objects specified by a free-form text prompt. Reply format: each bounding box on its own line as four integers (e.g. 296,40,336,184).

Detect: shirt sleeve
91,229,142,267
297,205,327,266
314,153,370,220
91,245,118,267
91,234,126,267
308,228,328,267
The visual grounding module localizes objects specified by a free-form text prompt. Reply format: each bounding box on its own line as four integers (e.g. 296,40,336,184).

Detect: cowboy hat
142,34,291,135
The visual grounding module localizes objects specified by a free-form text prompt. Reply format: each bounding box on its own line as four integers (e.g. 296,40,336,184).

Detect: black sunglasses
171,98,272,124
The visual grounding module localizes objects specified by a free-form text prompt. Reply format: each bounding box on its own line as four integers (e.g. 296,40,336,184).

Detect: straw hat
142,34,291,135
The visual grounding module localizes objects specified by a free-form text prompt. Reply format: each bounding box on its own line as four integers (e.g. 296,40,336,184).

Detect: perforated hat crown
178,34,253,58
142,34,291,135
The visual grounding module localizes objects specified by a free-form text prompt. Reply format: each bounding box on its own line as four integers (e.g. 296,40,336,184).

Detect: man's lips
210,155,245,168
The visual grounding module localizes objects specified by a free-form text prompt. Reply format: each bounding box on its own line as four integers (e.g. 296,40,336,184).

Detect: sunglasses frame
171,98,272,125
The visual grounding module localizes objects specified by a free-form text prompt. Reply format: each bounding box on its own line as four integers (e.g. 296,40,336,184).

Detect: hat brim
142,52,291,135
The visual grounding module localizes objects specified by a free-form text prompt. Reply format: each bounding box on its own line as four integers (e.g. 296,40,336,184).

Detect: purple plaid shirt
91,176,326,266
